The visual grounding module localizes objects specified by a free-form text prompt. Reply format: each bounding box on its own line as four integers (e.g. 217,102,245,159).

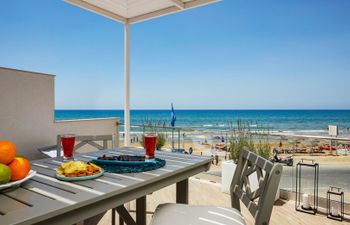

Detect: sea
55,110,350,132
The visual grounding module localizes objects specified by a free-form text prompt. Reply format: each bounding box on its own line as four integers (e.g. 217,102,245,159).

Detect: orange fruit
0,140,16,165
8,157,30,181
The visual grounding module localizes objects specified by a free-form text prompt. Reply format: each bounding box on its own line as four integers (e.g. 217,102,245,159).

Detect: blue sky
1,0,350,109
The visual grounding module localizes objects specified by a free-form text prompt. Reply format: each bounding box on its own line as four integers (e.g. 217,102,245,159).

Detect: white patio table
0,147,211,225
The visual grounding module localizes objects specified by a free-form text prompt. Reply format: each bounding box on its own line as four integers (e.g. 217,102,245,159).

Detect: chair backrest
230,148,283,225
56,134,117,157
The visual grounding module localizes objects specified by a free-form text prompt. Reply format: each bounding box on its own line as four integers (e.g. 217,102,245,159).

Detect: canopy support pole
124,23,130,146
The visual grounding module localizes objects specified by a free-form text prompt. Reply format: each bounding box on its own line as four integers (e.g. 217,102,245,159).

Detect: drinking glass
61,134,75,160
144,134,157,160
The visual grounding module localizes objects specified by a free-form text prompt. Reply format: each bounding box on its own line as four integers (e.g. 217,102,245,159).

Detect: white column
124,23,130,146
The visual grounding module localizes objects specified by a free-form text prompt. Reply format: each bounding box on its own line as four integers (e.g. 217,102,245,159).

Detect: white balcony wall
0,67,119,160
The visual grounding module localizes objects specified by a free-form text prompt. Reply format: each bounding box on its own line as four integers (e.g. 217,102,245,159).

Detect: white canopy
64,0,220,146
65,0,219,24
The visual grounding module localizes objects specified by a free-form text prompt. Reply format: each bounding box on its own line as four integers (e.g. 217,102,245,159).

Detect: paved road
280,165,350,201
205,164,350,202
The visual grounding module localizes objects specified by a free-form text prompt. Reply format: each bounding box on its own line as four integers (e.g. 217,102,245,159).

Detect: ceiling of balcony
65,0,219,23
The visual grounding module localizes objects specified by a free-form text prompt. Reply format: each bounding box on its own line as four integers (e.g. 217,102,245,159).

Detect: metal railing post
178,128,180,150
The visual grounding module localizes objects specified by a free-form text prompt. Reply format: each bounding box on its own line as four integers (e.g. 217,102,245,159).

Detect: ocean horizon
55,109,350,131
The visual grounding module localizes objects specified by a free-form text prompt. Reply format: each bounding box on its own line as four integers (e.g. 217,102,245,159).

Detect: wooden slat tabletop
0,147,211,225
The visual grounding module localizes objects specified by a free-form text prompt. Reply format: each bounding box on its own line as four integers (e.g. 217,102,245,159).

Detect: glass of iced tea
61,134,75,160
144,133,157,160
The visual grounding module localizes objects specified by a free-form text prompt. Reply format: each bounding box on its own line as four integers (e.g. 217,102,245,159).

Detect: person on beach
279,141,283,153
211,145,216,155
215,154,219,165
189,147,193,155
273,147,279,162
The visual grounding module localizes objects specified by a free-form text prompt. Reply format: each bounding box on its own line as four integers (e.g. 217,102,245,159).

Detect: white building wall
0,67,119,160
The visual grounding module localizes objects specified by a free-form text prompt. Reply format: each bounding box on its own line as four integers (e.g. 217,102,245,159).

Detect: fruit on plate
8,157,31,181
0,163,11,184
57,161,102,177
0,141,31,185
0,140,16,165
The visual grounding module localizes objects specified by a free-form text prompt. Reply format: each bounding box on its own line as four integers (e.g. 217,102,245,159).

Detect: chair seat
150,203,246,225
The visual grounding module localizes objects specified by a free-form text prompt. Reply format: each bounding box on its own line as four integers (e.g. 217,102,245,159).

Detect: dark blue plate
90,155,166,173
92,155,155,166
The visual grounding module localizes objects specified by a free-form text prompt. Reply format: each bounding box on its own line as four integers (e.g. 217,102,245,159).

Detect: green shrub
140,135,144,147
228,120,255,162
228,120,273,162
256,141,271,160
156,133,166,150
139,133,166,150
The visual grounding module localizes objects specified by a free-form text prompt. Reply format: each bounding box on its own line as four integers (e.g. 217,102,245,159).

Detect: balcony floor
97,178,349,225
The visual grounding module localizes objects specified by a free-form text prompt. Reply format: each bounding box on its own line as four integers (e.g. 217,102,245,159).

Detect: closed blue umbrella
170,103,176,127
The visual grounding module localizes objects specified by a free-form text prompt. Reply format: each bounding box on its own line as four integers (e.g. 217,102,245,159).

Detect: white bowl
0,170,36,191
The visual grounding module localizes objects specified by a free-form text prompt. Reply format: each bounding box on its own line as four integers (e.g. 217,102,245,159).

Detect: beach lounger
150,148,283,225
271,156,293,166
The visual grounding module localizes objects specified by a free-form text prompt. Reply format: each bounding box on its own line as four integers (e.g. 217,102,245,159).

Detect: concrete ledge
0,66,55,77
55,117,119,123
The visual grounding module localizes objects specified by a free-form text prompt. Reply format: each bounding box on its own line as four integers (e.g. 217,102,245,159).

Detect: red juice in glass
144,134,157,160
61,134,75,160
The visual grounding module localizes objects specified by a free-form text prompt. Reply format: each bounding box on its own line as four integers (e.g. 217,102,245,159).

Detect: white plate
0,170,36,191
56,169,104,181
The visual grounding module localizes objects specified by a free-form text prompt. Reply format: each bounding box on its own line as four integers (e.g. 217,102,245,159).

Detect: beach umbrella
170,103,176,127
170,103,176,149
196,135,207,139
64,0,220,146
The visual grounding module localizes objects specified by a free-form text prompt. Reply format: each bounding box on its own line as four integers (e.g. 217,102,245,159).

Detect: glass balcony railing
118,123,350,209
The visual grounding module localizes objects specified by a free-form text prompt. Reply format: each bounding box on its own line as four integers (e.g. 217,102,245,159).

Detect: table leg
119,216,124,225
116,206,136,225
112,208,116,225
82,212,106,225
176,179,189,204
112,208,123,225
136,196,146,225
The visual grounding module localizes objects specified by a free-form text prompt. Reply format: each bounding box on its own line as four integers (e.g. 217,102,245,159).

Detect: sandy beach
123,135,350,165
